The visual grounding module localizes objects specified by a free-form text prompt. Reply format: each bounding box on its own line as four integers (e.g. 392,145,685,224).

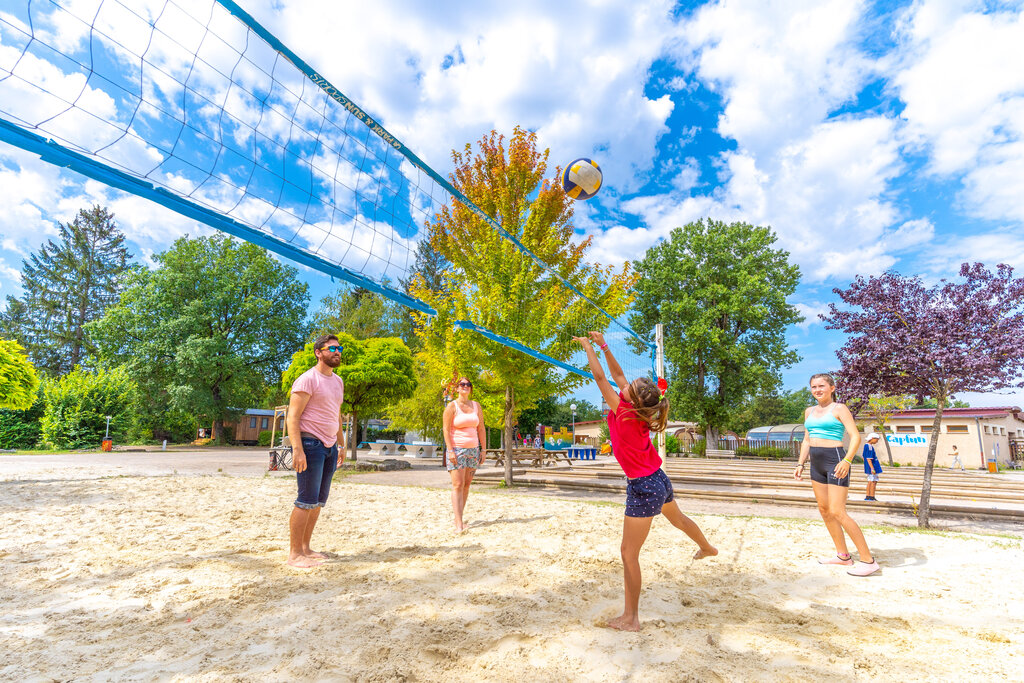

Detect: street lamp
570,403,577,448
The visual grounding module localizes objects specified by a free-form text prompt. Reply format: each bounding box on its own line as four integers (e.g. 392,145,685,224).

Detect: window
1000,427,1006,436
261,417,269,429
895,425,917,433
278,418,284,429
249,417,257,428
984,425,991,434
946,425,969,434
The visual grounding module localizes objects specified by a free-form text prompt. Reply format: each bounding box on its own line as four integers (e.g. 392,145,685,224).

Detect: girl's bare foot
694,546,718,560
304,550,328,560
286,555,323,569
605,614,641,632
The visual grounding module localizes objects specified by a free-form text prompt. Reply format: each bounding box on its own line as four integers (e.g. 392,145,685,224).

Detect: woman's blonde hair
622,377,669,432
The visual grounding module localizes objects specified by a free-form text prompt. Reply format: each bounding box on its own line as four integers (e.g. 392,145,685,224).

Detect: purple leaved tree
823,263,1024,527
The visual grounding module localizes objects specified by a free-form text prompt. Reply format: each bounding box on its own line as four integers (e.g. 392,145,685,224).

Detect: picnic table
408,441,439,458
486,448,572,468
367,440,398,457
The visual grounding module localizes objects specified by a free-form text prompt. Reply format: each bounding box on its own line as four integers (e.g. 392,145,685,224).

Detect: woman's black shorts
809,446,850,487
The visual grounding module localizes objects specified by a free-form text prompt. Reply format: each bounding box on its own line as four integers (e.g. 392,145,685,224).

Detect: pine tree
2,206,131,375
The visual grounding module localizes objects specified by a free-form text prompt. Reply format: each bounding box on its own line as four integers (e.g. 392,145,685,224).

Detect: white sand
1,474,1021,682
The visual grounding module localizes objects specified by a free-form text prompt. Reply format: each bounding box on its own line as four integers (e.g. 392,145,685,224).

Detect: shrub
689,438,707,456
0,393,44,449
365,428,404,442
652,433,681,453
41,366,141,449
257,430,273,447
735,444,791,460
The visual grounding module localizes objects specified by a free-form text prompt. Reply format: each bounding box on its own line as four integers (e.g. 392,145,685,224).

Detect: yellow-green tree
0,338,39,411
407,127,636,484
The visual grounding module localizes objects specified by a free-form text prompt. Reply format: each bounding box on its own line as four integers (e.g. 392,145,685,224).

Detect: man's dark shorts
625,468,674,518
295,436,338,509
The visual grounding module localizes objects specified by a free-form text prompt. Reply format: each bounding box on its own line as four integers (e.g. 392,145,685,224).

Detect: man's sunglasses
321,345,343,353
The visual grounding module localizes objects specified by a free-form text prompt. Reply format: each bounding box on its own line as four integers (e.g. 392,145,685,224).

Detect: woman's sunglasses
457,381,472,388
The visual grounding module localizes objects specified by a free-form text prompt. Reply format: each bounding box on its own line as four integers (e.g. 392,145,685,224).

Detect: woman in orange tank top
442,376,487,532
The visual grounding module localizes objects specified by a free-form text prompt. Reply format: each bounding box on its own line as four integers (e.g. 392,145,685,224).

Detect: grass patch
4,449,98,456
865,522,1023,542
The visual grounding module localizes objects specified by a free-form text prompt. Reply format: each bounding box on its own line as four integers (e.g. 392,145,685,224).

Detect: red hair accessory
657,377,668,400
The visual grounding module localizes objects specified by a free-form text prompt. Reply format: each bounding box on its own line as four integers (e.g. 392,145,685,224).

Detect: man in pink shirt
286,333,346,568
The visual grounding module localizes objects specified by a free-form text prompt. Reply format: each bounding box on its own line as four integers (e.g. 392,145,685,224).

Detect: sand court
1,472,1022,681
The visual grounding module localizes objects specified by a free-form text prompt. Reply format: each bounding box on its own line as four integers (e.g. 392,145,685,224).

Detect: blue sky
1,0,1023,407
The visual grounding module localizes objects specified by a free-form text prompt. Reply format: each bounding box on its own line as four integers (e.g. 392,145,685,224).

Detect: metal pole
570,404,577,450
656,323,667,460
104,416,111,440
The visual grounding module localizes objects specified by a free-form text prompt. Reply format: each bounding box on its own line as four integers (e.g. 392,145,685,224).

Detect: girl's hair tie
657,377,668,401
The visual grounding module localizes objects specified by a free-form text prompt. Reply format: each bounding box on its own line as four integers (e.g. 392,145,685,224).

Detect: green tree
518,396,601,434
90,235,309,442
401,237,451,297
915,397,969,409
281,333,416,461
40,366,140,449
310,286,416,349
631,219,802,445
387,351,454,444
1,206,132,374
0,338,40,410
409,127,636,484
728,386,813,433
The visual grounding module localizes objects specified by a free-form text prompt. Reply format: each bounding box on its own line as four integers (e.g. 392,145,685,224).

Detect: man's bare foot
303,550,329,560
286,555,322,569
694,546,718,560
605,614,641,632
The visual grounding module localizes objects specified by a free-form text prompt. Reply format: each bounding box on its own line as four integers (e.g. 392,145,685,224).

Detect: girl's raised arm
588,331,628,394
574,336,620,414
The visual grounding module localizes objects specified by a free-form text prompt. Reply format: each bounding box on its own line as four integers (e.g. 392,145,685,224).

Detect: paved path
0,448,283,479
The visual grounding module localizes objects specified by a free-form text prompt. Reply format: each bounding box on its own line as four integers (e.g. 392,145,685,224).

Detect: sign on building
886,434,929,447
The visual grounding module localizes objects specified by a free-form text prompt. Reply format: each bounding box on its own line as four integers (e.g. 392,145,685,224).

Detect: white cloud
0,152,64,254
0,256,22,297
254,0,680,195
792,300,833,329
677,0,874,156
612,1,948,285
892,2,1024,222
922,227,1024,276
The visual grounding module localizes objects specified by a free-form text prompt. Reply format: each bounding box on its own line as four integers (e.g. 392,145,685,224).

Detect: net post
656,323,667,460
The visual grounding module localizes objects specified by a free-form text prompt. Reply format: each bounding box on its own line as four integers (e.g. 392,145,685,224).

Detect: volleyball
562,158,602,200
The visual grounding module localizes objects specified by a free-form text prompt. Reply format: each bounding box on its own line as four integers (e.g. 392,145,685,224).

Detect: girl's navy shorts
625,468,674,518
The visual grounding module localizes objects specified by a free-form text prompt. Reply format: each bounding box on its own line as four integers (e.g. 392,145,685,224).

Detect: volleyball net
0,0,656,382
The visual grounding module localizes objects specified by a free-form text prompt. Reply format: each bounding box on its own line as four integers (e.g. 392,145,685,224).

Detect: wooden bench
705,448,737,458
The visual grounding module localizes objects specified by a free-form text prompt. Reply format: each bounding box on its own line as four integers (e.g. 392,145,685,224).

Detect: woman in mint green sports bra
794,373,879,577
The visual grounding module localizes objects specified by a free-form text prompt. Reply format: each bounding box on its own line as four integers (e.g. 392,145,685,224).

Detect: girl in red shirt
574,331,717,632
